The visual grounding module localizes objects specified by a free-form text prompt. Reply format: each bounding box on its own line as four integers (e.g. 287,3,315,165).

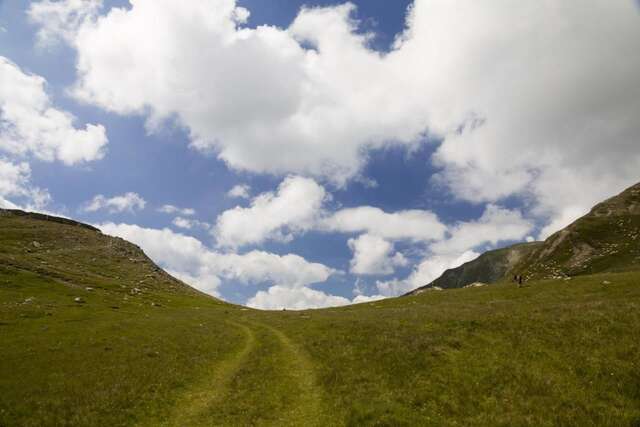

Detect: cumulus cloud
347,233,407,275
248,284,392,310
351,294,386,304
84,192,146,213
167,269,221,297
171,217,191,229
215,176,446,249
0,158,33,201
409,1,640,233
0,157,50,209
28,0,102,47
322,206,446,242
0,56,107,164
374,204,532,296
38,0,640,233
431,205,533,256
99,222,337,302
538,205,589,240
172,216,210,230
227,184,251,199
35,0,431,183
246,285,350,310
158,204,196,216
214,175,327,248
376,250,479,297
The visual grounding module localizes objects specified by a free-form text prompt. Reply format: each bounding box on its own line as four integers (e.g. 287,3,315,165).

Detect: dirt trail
143,319,332,426
260,323,330,426
147,321,256,427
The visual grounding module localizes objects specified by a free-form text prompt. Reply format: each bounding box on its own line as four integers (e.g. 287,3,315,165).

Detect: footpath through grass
251,272,640,426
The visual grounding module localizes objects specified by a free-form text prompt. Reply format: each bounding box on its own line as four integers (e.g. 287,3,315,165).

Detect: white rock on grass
464,282,487,288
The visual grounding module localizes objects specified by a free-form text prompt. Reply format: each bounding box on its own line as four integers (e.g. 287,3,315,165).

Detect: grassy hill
1,208,640,426
517,182,640,280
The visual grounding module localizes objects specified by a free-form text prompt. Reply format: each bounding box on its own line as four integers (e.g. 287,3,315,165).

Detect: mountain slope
0,208,203,299
517,182,640,280
407,181,640,295
406,242,541,295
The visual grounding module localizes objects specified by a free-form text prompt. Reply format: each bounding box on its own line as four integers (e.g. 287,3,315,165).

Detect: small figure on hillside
514,274,523,287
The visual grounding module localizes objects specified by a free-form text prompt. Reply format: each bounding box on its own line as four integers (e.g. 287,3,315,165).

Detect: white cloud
538,205,590,240
409,1,640,232
351,294,386,304
347,233,407,275
27,0,102,47
172,217,192,229
214,175,327,248
0,157,50,209
98,222,337,303
431,205,533,256
167,269,221,297
218,250,336,289
0,198,19,209
0,56,107,164
33,0,430,184
40,0,640,231
227,184,251,199
158,204,196,216
172,216,210,230
246,278,391,309
216,176,446,249
246,285,350,310
322,206,446,242
376,250,479,297
84,192,146,213
0,158,32,200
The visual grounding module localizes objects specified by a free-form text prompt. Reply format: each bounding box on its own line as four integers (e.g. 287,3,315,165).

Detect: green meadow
1,212,639,426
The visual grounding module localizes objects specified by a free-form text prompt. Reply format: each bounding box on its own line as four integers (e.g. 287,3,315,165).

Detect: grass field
1,211,640,426
2,269,639,426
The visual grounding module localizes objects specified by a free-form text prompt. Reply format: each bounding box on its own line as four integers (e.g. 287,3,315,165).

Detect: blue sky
1,1,639,308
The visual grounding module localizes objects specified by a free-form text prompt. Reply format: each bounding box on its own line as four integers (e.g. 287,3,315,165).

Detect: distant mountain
405,242,541,295
406,181,640,295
